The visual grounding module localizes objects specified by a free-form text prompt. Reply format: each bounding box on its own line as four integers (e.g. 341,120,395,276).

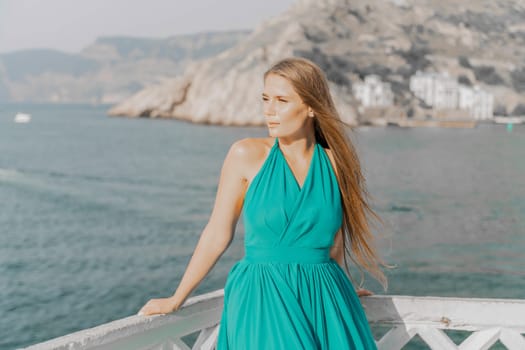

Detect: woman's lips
268,123,280,127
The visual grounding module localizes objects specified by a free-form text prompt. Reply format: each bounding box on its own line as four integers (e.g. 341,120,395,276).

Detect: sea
0,103,523,349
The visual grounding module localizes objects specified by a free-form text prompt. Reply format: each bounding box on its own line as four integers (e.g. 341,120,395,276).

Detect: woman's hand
356,288,373,297
137,297,178,316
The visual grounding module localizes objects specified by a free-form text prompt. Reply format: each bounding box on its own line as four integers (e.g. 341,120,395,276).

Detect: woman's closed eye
261,95,288,103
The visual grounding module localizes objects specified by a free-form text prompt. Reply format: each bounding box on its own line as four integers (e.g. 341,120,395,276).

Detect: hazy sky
0,0,295,53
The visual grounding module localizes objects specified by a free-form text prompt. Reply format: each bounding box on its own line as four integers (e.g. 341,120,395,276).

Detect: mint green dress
216,137,377,349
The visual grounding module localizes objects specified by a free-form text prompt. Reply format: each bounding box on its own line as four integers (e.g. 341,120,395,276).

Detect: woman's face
262,73,312,138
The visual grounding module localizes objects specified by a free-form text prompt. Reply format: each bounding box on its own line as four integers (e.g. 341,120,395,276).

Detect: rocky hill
0,31,249,104
109,0,525,125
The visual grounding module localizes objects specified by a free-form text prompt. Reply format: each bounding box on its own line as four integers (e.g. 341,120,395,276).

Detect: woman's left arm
330,228,373,297
329,228,344,265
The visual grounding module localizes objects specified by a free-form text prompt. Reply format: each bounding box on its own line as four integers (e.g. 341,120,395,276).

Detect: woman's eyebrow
262,93,290,98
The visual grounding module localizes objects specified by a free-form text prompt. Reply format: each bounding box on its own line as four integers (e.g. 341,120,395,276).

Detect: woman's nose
264,99,276,116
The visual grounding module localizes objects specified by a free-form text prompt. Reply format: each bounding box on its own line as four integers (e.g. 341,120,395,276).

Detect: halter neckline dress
216,137,377,349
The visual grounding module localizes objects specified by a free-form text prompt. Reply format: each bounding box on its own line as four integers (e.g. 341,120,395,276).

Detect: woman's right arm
165,139,250,311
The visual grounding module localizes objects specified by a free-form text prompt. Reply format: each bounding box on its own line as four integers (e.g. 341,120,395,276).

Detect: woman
138,57,388,349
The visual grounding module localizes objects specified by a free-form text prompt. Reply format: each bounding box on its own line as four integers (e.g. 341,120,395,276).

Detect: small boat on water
14,112,31,123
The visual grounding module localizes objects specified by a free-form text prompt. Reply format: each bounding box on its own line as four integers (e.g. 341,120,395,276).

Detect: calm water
0,104,523,349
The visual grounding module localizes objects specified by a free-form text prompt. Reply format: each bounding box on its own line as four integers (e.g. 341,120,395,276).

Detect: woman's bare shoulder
230,137,273,158
323,147,339,178
228,137,274,180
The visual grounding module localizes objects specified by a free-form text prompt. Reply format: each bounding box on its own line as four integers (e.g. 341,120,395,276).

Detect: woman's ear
308,107,314,118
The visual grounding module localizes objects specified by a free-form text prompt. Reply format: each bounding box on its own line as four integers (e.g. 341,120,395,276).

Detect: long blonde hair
264,57,388,290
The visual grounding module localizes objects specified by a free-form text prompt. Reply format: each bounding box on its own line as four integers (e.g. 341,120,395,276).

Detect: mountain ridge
0,30,249,104
108,0,525,125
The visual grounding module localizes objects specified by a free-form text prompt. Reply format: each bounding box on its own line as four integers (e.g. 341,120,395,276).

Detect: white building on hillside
409,71,458,108
434,75,459,109
459,86,494,120
410,70,494,119
353,75,393,108
410,71,436,106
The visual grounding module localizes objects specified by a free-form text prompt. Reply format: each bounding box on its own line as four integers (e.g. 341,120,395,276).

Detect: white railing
23,290,525,350
364,295,525,349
